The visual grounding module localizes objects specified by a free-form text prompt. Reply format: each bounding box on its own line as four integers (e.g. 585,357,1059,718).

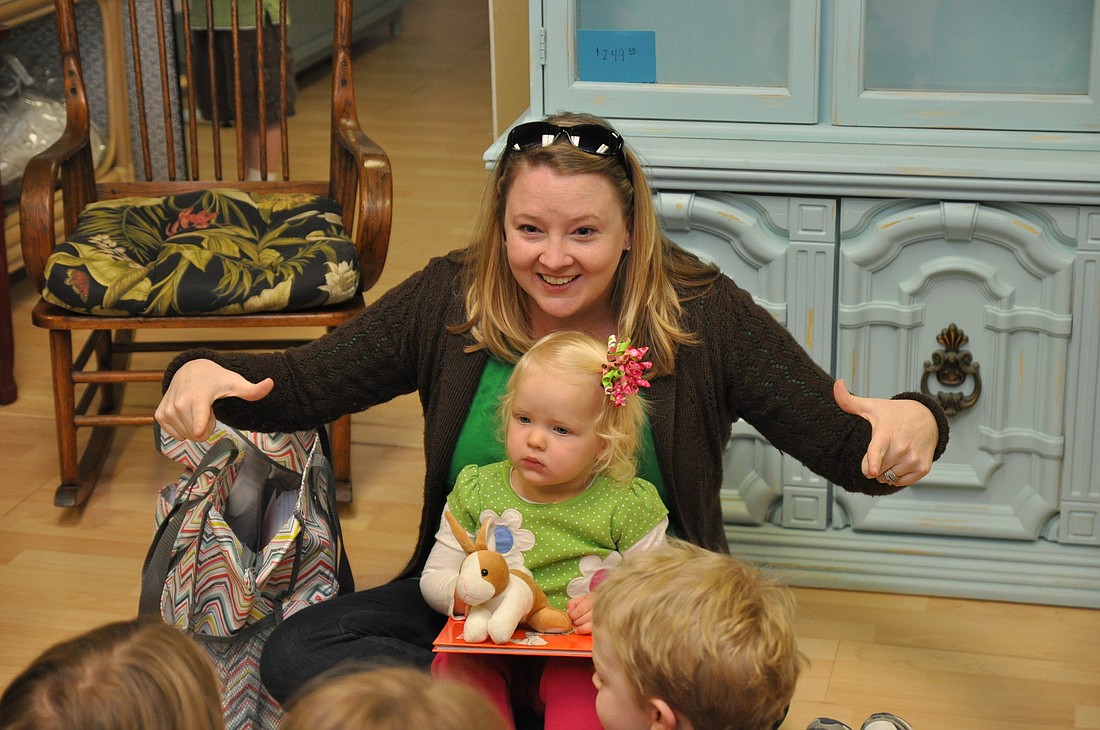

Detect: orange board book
432,617,593,657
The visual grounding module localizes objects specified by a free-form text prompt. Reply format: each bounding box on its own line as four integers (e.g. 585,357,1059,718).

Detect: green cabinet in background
175,0,406,75
287,0,405,71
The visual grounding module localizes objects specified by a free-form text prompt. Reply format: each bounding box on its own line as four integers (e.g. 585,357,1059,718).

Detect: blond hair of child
282,665,508,730
593,539,805,730
500,330,648,483
0,619,224,730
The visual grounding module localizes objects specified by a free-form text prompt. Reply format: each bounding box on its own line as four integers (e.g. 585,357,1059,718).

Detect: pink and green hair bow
601,335,652,407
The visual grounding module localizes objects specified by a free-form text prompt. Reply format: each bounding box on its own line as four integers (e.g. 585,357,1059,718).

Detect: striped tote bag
140,423,353,730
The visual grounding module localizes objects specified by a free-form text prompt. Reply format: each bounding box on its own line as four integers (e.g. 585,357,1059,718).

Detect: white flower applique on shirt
567,551,623,598
477,508,535,572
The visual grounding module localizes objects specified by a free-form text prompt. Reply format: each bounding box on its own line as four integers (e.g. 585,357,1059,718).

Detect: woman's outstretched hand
833,378,938,488
154,359,274,442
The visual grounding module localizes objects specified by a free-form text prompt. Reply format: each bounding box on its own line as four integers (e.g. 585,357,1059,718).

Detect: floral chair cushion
42,189,361,316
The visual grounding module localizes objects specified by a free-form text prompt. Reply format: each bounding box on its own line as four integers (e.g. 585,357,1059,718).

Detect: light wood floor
1,0,1097,727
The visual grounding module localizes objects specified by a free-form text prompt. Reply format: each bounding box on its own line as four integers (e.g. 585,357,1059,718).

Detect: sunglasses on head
505,121,625,161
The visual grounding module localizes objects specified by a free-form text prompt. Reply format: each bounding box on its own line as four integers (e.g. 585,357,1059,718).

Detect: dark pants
190,23,298,129
259,578,447,704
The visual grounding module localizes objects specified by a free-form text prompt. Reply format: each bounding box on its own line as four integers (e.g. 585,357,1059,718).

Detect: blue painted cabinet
505,0,1100,607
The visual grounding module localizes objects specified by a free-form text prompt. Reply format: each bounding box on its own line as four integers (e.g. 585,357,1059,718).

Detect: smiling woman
502,165,629,339
155,111,949,713
456,113,700,378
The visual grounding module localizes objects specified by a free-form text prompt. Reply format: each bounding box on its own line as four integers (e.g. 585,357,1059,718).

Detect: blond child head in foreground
0,618,224,730
282,665,508,730
592,539,804,730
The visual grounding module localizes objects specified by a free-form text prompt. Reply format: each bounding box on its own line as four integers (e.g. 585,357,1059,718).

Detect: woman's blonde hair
500,331,646,483
282,666,507,730
593,540,805,730
0,619,224,730
452,111,719,377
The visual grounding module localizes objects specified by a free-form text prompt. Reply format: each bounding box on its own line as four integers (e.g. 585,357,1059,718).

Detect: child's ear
648,697,682,730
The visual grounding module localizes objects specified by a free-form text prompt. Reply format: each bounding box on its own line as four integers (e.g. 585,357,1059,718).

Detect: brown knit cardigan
164,251,949,578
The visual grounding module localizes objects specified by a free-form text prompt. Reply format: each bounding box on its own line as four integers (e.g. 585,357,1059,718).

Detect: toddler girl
420,331,668,729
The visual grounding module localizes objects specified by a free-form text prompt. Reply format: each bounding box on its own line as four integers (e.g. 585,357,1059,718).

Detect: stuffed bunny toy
446,511,573,644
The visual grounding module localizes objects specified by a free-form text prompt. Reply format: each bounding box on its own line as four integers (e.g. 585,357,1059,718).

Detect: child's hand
566,593,595,634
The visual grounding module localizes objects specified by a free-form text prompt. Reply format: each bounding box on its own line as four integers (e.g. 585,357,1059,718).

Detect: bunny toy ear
476,516,498,552
445,510,477,555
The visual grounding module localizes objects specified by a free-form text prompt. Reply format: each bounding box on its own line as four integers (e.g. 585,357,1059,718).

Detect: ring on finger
884,468,898,486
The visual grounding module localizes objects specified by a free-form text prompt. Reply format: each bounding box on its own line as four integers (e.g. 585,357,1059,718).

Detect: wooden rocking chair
19,0,392,507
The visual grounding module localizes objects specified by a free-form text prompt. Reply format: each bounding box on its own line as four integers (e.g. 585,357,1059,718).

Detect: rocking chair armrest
332,118,393,293
18,128,97,291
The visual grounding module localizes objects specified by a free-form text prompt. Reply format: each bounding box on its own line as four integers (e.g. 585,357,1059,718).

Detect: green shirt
447,461,667,610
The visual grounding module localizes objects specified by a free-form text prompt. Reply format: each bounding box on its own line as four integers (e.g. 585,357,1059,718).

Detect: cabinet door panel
1060,211,1100,545
542,0,819,123
837,199,1077,540
656,192,836,528
835,0,1100,132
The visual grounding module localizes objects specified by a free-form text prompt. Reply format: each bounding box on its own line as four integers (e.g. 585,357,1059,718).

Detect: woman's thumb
239,377,275,402
833,379,858,415
834,378,876,421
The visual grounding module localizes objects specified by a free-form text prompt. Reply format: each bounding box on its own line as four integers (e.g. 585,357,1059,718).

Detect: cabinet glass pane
835,0,1100,132
575,0,788,87
542,0,819,124
863,0,1093,94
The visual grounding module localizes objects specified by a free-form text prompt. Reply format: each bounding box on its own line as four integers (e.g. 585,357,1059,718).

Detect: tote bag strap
138,437,239,617
268,445,354,607
314,427,355,594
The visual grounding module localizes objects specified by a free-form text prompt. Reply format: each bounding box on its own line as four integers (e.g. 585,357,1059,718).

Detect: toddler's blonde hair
501,331,646,483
